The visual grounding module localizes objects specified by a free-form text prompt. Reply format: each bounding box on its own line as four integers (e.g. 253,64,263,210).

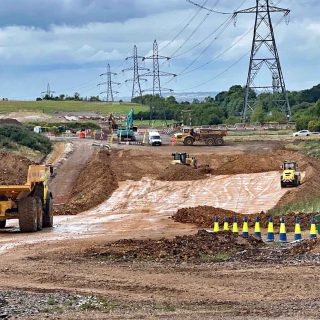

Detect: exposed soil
156,164,211,181
57,150,118,215
0,118,21,126
0,152,32,185
172,206,315,232
85,230,264,263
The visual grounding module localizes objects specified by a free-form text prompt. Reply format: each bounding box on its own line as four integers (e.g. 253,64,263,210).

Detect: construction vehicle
117,108,137,141
0,165,53,232
174,127,227,146
171,152,198,168
108,113,118,130
281,161,301,188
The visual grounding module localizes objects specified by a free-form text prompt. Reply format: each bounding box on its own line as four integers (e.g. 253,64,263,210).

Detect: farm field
0,100,147,114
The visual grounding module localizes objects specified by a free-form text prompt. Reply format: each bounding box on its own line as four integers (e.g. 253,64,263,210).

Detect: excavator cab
281,160,301,188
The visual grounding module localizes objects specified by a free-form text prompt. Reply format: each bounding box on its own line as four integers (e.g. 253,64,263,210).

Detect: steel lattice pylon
234,0,291,122
98,64,120,102
123,45,149,103
142,40,176,123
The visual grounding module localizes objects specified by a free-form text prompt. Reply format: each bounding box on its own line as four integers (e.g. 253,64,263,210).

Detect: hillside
0,100,147,114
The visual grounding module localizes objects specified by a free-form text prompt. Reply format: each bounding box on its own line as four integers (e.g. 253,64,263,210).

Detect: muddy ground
1,139,320,319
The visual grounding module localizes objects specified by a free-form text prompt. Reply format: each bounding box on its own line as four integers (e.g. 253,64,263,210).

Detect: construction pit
1,140,320,319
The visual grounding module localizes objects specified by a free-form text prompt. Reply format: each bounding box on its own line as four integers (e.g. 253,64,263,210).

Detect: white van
148,131,162,146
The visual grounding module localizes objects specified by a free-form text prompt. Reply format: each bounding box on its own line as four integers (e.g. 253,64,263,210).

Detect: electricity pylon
98,64,120,102
234,0,291,122
142,40,176,123
123,45,149,103
41,83,55,99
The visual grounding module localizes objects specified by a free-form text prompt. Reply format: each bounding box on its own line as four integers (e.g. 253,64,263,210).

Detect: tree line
132,84,320,130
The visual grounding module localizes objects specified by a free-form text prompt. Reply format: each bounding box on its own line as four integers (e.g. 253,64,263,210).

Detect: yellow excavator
0,165,53,232
171,152,198,168
281,160,301,188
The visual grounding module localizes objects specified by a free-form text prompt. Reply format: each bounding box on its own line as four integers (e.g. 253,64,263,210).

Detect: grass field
0,100,147,114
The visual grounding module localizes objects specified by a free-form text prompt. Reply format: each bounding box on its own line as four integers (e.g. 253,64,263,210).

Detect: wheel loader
280,160,301,188
171,152,198,168
0,165,53,232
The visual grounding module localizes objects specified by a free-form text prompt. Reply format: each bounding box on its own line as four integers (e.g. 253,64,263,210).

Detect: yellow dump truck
0,165,53,232
174,127,227,146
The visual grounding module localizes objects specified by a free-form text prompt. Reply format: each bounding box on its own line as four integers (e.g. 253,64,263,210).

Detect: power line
186,0,235,14
159,0,209,52
173,13,287,93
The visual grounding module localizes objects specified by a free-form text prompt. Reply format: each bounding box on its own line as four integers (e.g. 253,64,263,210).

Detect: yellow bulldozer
171,152,198,168
280,160,301,188
0,165,53,232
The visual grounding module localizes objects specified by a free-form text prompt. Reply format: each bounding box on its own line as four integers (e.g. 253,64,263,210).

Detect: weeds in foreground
270,197,320,216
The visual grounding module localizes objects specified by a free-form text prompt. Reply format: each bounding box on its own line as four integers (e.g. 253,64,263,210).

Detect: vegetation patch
0,124,52,154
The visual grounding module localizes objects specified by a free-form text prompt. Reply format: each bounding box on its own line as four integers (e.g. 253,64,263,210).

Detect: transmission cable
173,14,287,92
159,0,209,52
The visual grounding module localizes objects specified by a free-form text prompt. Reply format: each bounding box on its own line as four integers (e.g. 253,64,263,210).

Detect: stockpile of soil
0,119,21,126
157,165,211,181
86,230,264,263
208,153,283,175
173,206,315,232
110,149,167,181
0,152,32,185
58,150,118,215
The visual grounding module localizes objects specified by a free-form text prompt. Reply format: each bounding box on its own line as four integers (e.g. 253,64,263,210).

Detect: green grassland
0,100,147,114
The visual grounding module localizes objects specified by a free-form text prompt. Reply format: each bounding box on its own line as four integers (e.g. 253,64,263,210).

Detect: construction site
0,0,319,319
0,127,319,319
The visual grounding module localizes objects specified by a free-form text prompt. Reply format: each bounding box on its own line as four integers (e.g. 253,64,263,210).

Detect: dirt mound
157,164,211,181
173,206,315,232
208,153,283,175
57,150,118,215
0,152,32,185
0,119,21,126
85,230,264,263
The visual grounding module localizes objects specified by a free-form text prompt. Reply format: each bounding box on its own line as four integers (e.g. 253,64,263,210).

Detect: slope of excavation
96,171,288,215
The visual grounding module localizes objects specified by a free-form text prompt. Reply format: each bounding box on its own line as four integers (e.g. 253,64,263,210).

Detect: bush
0,125,52,154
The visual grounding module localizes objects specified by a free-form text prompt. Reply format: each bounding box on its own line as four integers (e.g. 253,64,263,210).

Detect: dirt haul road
0,140,319,319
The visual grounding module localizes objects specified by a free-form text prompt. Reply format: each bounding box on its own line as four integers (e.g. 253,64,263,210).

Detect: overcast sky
0,0,318,100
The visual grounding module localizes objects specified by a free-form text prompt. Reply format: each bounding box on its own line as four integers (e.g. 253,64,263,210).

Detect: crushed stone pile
0,152,32,185
156,164,211,181
85,230,264,263
57,150,118,215
173,206,315,232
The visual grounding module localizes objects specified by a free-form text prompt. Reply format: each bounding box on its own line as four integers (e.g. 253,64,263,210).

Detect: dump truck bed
0,185,32,199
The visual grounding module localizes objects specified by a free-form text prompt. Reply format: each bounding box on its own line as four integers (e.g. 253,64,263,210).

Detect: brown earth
0,118,21,126
85,230,264,263
173,205,315,232
156,164,211,181
57,149,118,215
0,152,32,185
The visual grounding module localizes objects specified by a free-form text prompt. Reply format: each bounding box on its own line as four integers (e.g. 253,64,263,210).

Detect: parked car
293,130,311,137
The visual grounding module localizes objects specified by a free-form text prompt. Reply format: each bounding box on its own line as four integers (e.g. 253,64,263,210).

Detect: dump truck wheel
183,137,194,146
19,197,37,232
36,197,43,231
43,192,53,228
215,137,224,146
206,138,215,146
0,220,6,228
